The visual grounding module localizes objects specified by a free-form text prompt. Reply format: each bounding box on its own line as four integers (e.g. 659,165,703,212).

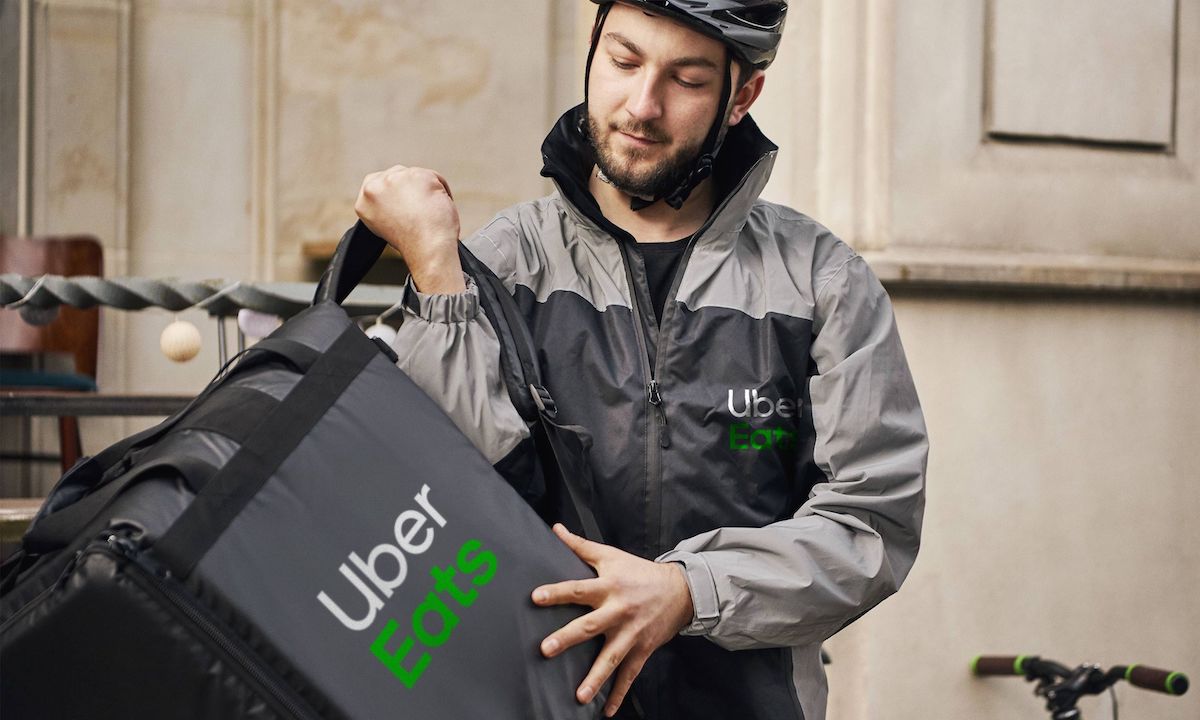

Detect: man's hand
355,165,465,294
533,523,694,717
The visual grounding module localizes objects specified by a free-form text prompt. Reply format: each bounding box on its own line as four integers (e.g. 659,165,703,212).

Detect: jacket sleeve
656,252,928,650
390,219,537,486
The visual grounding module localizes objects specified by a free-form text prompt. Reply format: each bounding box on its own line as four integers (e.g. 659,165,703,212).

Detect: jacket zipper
614,242,669,557
629,171,769,445
646,378,669,448
103,529,322,720
552,153,769,554
617,244,673,451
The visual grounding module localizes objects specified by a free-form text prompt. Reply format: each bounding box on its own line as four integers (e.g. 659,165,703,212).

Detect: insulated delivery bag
0,223,610,719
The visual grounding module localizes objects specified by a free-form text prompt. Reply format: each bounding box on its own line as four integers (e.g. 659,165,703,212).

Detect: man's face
586,3,731,200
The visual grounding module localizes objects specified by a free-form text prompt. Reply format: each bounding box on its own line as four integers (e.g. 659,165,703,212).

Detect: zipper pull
105,522,146,559
647,381,671,449
102,521,173,577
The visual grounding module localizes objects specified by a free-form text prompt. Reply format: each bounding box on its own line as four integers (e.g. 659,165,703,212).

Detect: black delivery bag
0,223,609,719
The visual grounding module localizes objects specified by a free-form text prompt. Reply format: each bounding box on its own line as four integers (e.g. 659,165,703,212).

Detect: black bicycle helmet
583,0,788,211
590,0,788,70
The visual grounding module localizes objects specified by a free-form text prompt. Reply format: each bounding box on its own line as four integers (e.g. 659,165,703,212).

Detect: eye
676,77,706,89
610,57,636,71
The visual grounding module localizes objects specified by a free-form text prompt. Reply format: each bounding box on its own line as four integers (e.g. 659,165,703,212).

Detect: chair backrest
0,235,103,379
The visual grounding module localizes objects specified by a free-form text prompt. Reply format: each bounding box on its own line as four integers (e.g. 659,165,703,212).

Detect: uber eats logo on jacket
316,484,497,689
726,389,800,451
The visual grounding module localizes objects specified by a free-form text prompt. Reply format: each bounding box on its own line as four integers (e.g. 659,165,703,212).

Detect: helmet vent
717,4,787,31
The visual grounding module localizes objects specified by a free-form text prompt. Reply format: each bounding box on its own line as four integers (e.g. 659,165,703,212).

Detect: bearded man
353,2,928,718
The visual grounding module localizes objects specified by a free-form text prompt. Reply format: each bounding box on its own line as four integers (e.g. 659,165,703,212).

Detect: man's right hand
355,165,466,294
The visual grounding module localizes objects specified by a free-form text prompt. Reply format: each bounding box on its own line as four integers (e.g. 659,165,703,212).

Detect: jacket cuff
656,550,720,636
402,273,479,323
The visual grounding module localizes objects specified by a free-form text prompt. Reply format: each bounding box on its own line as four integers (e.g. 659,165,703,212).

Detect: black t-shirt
633,237,691,325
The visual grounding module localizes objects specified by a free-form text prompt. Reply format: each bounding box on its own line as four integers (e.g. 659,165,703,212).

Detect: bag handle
151,325,377,579
14,341,322,562
20,457,218,555
314,221,386,305
315,222,604,543
313,221,547,420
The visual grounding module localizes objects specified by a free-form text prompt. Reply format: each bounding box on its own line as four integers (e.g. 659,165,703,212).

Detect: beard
585,112,707,201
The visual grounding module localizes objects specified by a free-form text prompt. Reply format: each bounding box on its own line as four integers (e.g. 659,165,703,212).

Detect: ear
727,70,766,126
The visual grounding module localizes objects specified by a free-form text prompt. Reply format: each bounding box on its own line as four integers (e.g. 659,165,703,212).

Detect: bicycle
971,654,1189,719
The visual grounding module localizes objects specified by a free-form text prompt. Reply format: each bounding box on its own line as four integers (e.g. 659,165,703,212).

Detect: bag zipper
103,528,323,720
0,544,89,632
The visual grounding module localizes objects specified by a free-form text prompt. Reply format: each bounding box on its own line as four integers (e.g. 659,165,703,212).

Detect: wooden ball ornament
160,319,202,363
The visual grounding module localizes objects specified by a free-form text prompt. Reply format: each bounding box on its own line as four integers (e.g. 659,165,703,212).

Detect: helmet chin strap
582,5,611,121
583,5,735,213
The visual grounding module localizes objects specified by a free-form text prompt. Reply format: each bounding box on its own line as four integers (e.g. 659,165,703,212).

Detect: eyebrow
604,32,720,71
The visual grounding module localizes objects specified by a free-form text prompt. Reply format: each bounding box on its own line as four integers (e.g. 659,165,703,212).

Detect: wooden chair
0,235,103,474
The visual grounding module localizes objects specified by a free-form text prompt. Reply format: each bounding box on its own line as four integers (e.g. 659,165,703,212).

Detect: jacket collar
539,104,779,244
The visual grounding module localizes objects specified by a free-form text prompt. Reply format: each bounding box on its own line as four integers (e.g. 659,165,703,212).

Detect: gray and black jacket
390,106,928,720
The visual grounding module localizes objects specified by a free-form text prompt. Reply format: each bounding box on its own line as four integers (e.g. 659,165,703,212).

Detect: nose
625,73,664,123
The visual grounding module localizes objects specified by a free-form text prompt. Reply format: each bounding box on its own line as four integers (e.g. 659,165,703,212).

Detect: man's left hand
533,523,694,717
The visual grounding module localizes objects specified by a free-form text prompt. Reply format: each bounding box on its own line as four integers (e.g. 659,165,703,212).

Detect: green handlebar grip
1125,665,1190,696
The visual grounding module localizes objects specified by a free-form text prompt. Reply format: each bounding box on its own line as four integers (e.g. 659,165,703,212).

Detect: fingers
539,605,619,658
603,653,648,717
358,165,447,203
552,523,604,564
576,633,637,706
359,165,405,195
532,576,604,609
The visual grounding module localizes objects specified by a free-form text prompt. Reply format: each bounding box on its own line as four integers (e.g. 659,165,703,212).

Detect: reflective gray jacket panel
392,109,928,720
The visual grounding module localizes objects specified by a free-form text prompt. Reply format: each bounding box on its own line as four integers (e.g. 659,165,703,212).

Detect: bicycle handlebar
972,655,1027,676
1116,664,1190,696
971,655,1067,679
972,655,1189,696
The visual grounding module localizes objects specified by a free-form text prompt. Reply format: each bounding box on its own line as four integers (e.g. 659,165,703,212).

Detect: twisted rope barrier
0,274,402,318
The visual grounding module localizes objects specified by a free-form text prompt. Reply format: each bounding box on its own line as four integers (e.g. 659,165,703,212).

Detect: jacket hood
539,104,779,243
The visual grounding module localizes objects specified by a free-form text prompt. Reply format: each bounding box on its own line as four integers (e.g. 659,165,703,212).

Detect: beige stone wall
271,0,571,279
826,294,1200,720
789,2,1200,717
3,0,586,484
889,0,1198,261
5,0,1199,717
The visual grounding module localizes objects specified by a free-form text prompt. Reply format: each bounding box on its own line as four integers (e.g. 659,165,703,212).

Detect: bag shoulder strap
457,245,554,423
457,245,604,544
19,340,326,559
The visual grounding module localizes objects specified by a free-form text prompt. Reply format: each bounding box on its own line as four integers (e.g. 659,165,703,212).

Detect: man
354,1,927,718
